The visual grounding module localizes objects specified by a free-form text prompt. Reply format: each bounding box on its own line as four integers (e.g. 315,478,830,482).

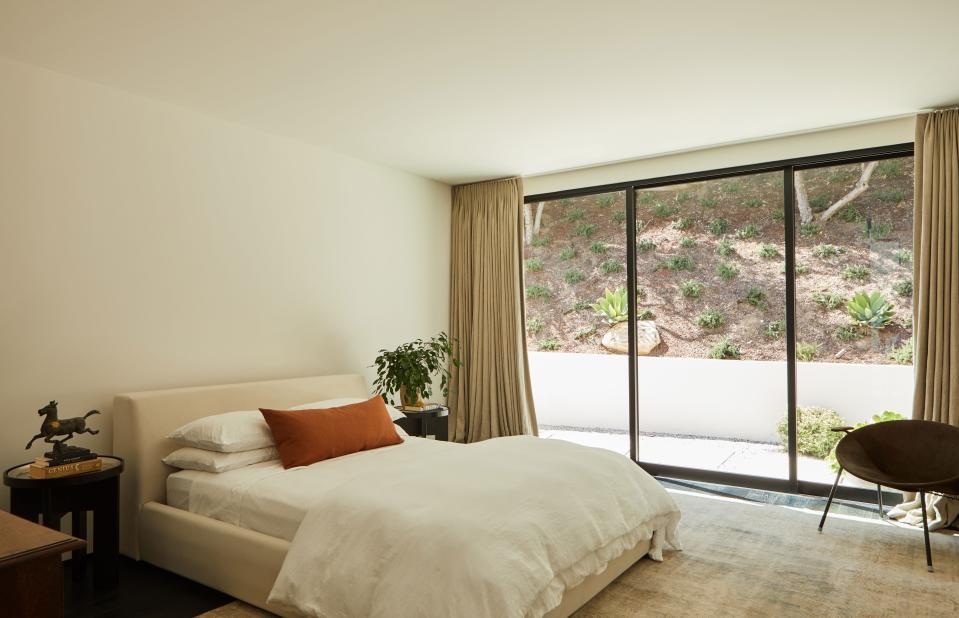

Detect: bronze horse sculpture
25,400,101,451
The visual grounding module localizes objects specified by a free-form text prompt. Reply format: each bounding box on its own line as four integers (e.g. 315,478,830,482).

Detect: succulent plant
847,291,896,329
592,287,629,324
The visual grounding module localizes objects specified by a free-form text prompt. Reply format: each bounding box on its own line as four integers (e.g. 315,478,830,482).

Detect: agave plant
847,291,896,329
592,287,629,324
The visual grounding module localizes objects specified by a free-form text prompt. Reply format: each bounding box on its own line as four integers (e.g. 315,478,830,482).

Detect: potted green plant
371,332,461,408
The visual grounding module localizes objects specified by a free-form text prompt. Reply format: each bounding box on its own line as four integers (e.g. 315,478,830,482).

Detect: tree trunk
533,202,544,236
523,202,545,245
795,170,813,225
818,161,878,223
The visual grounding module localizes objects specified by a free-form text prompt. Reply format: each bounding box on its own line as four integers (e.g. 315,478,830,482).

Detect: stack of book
29,454,102,479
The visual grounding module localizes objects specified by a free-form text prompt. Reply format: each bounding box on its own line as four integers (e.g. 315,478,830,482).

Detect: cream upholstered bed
112,374,652,617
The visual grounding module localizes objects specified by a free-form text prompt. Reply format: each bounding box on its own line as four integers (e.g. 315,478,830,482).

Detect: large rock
601,321,660,355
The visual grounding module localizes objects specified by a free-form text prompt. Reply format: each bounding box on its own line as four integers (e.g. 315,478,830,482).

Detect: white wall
523,117,914,196
530,353,914,443
0,58,451,510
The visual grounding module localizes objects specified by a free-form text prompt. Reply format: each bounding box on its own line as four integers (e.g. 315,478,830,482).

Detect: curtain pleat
912,110,959,427
448,177,537,442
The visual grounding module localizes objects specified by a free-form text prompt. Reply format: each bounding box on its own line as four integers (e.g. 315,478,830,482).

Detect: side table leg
71,510,88,581
93,477,120,589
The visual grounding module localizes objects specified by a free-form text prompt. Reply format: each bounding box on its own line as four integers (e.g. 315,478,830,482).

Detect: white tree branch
818,161,878,222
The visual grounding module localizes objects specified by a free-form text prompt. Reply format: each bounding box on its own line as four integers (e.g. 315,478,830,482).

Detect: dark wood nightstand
4,456,123,589
395,405,449,440
0,509,85,617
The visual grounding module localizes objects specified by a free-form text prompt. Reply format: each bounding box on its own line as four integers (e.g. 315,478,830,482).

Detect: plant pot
399,386,425,408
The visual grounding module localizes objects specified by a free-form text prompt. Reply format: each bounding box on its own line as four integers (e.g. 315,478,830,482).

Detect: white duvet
267,436,681,618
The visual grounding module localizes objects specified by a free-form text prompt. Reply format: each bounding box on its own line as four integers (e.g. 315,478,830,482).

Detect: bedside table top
398,404,449,418
3,455,124,489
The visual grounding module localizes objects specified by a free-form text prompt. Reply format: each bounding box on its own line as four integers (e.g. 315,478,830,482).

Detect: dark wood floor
64,557,229,618
61,479,886,618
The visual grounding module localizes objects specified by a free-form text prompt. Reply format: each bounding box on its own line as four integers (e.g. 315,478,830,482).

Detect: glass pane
523,191,630,456
634,172,788,479
794,156,914,489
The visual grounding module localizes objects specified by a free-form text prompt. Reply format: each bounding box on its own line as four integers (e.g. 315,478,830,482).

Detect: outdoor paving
539,427,867,487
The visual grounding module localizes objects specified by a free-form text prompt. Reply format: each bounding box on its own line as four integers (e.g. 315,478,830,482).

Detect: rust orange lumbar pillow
259,395,403,468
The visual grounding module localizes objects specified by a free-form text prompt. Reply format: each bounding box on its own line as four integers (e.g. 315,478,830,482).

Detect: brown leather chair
817,419,959,571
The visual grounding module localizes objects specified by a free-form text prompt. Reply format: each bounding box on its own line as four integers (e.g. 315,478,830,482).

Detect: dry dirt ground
523,157,914,364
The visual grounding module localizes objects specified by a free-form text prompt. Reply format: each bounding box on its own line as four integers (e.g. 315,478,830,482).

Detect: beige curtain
448,177,538,442
912,110,959,426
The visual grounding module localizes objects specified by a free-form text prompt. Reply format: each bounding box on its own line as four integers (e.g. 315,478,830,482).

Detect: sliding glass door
522,144,915,501
633,172,788,479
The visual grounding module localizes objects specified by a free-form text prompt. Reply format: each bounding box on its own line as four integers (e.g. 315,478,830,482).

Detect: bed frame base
139,502,651,617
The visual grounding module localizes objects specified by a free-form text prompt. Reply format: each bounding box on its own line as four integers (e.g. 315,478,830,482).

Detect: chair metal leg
876,484,884,519
919,490,933,572
819,466,843,533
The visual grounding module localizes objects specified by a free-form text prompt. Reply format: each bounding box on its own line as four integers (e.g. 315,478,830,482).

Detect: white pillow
168,409,273,452
163,446,278,473
168,397,408,452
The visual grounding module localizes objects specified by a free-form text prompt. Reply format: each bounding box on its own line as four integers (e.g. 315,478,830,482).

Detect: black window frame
524,142,914,504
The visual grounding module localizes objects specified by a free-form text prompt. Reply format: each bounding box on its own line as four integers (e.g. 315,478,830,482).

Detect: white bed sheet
165,437,443,541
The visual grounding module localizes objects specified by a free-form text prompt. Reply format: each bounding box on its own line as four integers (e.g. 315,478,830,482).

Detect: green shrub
654,202,678,218
680,279,704,299
592,287,629,324
723,180,743,194
530,235,551,247
796,342,818,361
826,411,906,471
865,221,894,241
559,246,577,261
596,194,616,208
847,291,895,329
799,222,821,237
679,237,696,249
675,191,692,204
636,219,648,233
771,208,785,222
742,287,768,310
600,260,623,274
794,264,810,276
698,196,718,208
764,320,785,339
564,268,585,285
659,255,695,272
743,198,765,208
590,241,608,254
638,192,655,204
758,244,780,259
538,338,560,351
835,324,866,342
637,238,657,253
842,265,870,281
716,262,739,280
736,223,760,239
893,248,912,265
839,206,864,223
809,195,829,211
812,243,841,258
526,316,544,334
708,218,730,236
566,207,586,222
889,339,913,365
709,338,740,359
696,309,725,329
612,210,626,224
893,279,912,297
877,160,904,177
876,189,906,203
636,308,655,320
778,406,846,459
575,223,599,238
559,198,573,208
525,284,551,299
811,290,845,310
525,257,543,272
570,299,592,311
574,325,596,340
673,216,694,230
716,240,735,257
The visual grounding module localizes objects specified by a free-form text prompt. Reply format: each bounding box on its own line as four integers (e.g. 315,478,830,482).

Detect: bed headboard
112,374,369,558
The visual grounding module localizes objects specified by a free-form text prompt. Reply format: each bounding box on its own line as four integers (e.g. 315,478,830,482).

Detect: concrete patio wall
529,352,914,443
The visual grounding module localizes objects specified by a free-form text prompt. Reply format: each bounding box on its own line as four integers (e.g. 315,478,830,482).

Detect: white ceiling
1,1,957,185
